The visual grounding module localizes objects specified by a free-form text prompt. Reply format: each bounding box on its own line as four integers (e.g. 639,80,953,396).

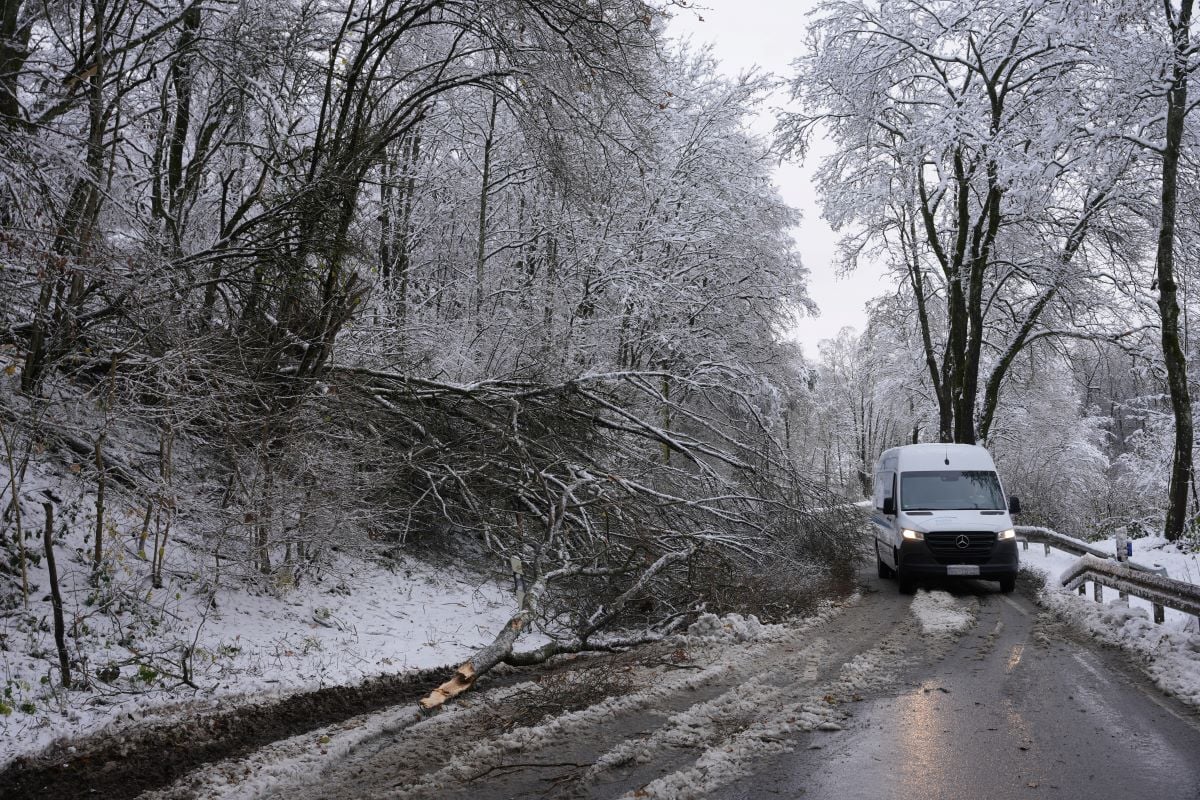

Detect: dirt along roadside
0,665,450,800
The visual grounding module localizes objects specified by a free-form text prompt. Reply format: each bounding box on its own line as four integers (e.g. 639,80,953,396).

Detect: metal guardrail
1061,555,1200,625
1016,526,1200,627
1016,525,1110,558
1015,526,1169,577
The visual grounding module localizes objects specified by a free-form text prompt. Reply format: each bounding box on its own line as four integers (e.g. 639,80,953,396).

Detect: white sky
666,0,887,358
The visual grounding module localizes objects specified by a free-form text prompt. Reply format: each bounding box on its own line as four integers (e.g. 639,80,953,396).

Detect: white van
872,444,1020,594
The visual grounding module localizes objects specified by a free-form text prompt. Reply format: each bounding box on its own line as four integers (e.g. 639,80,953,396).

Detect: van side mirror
1008,496,1021,514
882,496,896,516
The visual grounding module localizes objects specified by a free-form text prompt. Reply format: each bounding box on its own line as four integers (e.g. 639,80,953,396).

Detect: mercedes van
871,444,1020,594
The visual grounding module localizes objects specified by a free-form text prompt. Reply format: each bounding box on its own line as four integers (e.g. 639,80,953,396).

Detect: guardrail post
1114,529,1128,600
1078,583,1086,596
1045,543,1051,557
1022,540,1028,551
1093,582,1103,602
1153,604,1165,624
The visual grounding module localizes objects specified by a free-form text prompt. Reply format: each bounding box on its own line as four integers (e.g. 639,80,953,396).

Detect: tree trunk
903,211,944,443
0,0,31,126
1157,0,1194,543
420,550,690,710
42,502,72,689
20,0,109,394
93,434,105,573
474,96,498,327
0,417,27,607
396,130,420,320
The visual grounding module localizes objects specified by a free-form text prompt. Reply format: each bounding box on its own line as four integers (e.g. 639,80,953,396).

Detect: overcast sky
665,1,887,358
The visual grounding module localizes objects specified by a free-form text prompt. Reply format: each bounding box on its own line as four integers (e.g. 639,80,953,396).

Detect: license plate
947,564,980,576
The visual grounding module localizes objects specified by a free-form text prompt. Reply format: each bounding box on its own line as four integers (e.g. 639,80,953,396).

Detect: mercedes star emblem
955,535,970,549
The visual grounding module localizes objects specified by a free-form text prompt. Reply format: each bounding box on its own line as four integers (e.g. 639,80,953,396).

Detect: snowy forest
0,0,1198,743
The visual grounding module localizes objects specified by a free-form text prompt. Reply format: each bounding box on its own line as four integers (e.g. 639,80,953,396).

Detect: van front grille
923,531,996,564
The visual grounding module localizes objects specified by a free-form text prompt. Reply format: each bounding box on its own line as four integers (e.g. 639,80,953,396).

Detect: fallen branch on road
419,551,694,710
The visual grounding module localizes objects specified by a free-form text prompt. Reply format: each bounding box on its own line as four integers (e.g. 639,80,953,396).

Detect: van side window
874,470,895,510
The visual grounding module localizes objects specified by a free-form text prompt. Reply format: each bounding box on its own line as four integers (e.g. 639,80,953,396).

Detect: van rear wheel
876,547,895,579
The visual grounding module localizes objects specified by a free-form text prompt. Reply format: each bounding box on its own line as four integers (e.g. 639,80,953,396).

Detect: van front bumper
898,539,1018,578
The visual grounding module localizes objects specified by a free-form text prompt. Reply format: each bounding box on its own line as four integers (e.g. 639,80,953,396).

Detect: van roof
878,443,996,472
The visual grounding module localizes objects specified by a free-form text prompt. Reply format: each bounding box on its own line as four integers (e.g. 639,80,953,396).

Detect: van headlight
901,529,924,541
997,529,1016,540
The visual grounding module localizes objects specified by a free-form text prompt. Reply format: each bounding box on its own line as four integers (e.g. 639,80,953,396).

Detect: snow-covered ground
1021,535,1200,706
0,505,521,767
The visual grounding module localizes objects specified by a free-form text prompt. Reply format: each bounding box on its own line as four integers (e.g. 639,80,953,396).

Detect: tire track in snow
601,590,979,799
583,638,832,778
614,618,923,800
170,585,987,800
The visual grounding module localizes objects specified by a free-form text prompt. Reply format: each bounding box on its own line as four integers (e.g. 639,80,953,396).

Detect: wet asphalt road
239,567,1200,800
713,576,1200,800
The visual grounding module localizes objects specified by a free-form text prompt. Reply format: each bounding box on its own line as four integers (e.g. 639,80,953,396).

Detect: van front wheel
999,575,1016,594
876,547,895,579
897,569,916,595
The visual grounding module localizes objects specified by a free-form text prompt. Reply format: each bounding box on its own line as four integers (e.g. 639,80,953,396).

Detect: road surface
262,569,1200,800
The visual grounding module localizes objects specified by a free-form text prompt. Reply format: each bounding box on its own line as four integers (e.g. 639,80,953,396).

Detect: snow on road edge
0,549,524,768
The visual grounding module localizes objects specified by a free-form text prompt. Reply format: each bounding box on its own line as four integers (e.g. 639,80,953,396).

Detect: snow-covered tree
780,0,1145,445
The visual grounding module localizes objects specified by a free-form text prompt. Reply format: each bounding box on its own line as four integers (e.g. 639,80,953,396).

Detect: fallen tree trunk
419,550,693,710
419,568,558,710
419,620,688,710
502,622,690,667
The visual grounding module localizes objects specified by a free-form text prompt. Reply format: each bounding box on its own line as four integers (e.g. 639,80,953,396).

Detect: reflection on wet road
715,578,1200,800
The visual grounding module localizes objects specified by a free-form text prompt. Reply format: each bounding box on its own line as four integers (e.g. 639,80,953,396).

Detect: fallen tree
324,366,863,710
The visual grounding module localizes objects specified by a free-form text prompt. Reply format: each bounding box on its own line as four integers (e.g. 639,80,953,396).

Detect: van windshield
900,470,1005,511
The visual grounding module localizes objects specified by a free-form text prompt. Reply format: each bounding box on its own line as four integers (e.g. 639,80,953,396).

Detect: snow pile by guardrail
1039,586,1200,707
1020,532,1200,708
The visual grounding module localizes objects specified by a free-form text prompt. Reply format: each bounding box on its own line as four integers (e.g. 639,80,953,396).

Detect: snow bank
1024,534,1199,631
910,589,975,636
1038,582,1200,707
1022,537,1200,708
685,612,767,642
